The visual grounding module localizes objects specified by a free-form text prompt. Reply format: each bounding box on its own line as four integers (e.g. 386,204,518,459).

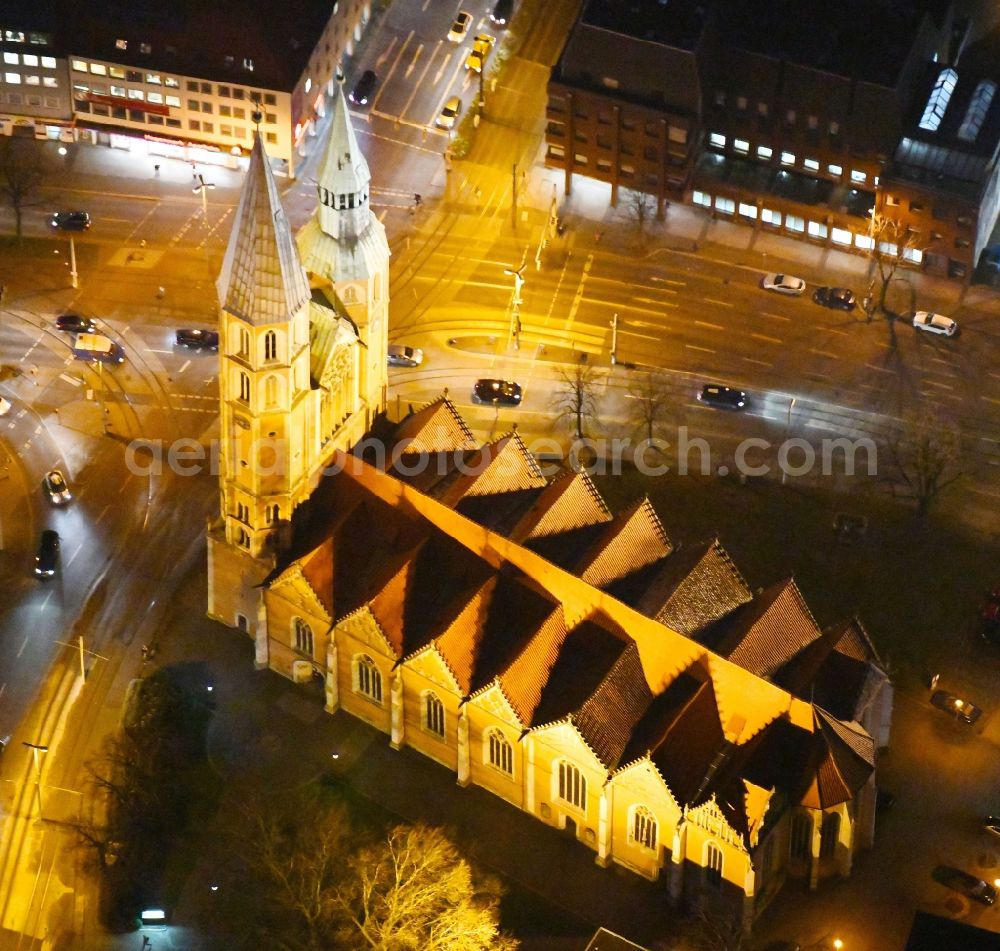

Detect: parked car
490,0,513,25
761,272,806,295
175,328,220,350
472,378,522,406
912,310,958,336
387,344,424,368
55,313,97,334
72,332,125,365
697,383,748,411
447,11,473,42
436,95,462,130
812,286,856,310
930,689,981,724
349,70,378,106
50,210,91,231
465,33,496,72
931,865,997,905
34,529,60,578
0,397,10,416
43,469,72,505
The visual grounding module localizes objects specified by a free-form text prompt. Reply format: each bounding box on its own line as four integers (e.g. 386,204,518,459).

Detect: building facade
545,0,1000,282
2,0,373,175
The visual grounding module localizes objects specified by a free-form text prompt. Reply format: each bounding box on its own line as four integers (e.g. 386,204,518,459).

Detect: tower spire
313,79,372,241
217,133,310,325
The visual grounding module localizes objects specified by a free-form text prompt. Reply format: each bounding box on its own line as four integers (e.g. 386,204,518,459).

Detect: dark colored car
697,384,748,411
930,689,982,724
932,865,997,905
56,313,97,334
50,211,91,231
349,70,378,106
175,328,220,350
34,529,60,578
472,378,522,406
490,0,513,25
812,286,856,310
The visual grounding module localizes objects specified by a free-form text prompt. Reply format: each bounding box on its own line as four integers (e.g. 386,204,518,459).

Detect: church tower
208,91,391,649
296,79,390,420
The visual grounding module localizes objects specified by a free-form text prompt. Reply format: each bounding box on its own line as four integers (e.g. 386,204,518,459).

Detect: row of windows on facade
70,82,277,122
548,100,689,144
71,99,280,142
4,93,61,110
2,30,50,45
706,134,873,184
2,72,59,88
71,60,278,103
235,371,299,405
711,92,845,137
691,190,935,259
3,53,57,69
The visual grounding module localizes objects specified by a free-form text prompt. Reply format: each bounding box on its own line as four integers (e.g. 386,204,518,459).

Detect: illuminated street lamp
193,173,216,219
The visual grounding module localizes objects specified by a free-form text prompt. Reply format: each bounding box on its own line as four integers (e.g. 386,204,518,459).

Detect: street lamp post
503,263,526,350
193,174,216,219
610,312,619,365
68,236,78,289
22,741,49,817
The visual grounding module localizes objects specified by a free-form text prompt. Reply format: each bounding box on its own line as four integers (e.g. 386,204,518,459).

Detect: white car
0,397,10,416
436,96,462,130
43,469,72,505
761,272,806,296
387,344,424,368
912,310,958,336
447,11,473,42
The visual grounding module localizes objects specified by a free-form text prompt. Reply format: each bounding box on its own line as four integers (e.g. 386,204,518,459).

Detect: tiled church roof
269,397,886,834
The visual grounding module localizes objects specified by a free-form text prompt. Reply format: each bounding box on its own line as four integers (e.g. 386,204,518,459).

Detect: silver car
761,272,806,295
387,344,424,368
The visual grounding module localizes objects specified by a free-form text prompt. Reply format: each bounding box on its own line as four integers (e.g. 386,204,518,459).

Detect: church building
206,83,893,933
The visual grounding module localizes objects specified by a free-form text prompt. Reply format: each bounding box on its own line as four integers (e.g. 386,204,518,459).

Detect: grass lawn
595,466,1000,687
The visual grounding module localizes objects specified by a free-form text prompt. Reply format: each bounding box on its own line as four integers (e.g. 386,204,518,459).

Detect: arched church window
342,285,357,304
236,327,250,358
264,330,277,361
264,375,279,408
238,372,250,404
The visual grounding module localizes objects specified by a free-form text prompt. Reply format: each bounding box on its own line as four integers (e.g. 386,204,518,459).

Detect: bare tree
677,893,747,951
0,138,47,240
887,407,962,518
628,371,672,445
552,363,601,441
868,212,919,314
335,822,517,951
622,188,655,247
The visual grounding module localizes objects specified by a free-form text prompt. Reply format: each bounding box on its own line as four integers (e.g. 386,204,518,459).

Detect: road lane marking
742,357,772,367
750,333,782,344
685,344,715,354
58,373,82,386
824,328,850,336
649,276,685,286
921,379,954,390
145,349,172,354
760,311,792,322
18,634,29,658
865,364,895,374
808,349,839,359
97,503,111,523
981,395,1000,406
702,298,734,308
179,360,191,374
66,543,83,567
622,330,660,341
694,320,725,330
376,36,399,68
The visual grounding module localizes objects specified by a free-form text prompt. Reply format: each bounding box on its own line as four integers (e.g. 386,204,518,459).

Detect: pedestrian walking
594,230,604,244
153,164,160,176
140,937,152,950
0,285,6,306
156,286,165,300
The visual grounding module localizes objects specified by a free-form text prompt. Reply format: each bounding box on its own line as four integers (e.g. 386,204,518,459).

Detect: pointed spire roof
317,81,371,206
216,133,311,325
